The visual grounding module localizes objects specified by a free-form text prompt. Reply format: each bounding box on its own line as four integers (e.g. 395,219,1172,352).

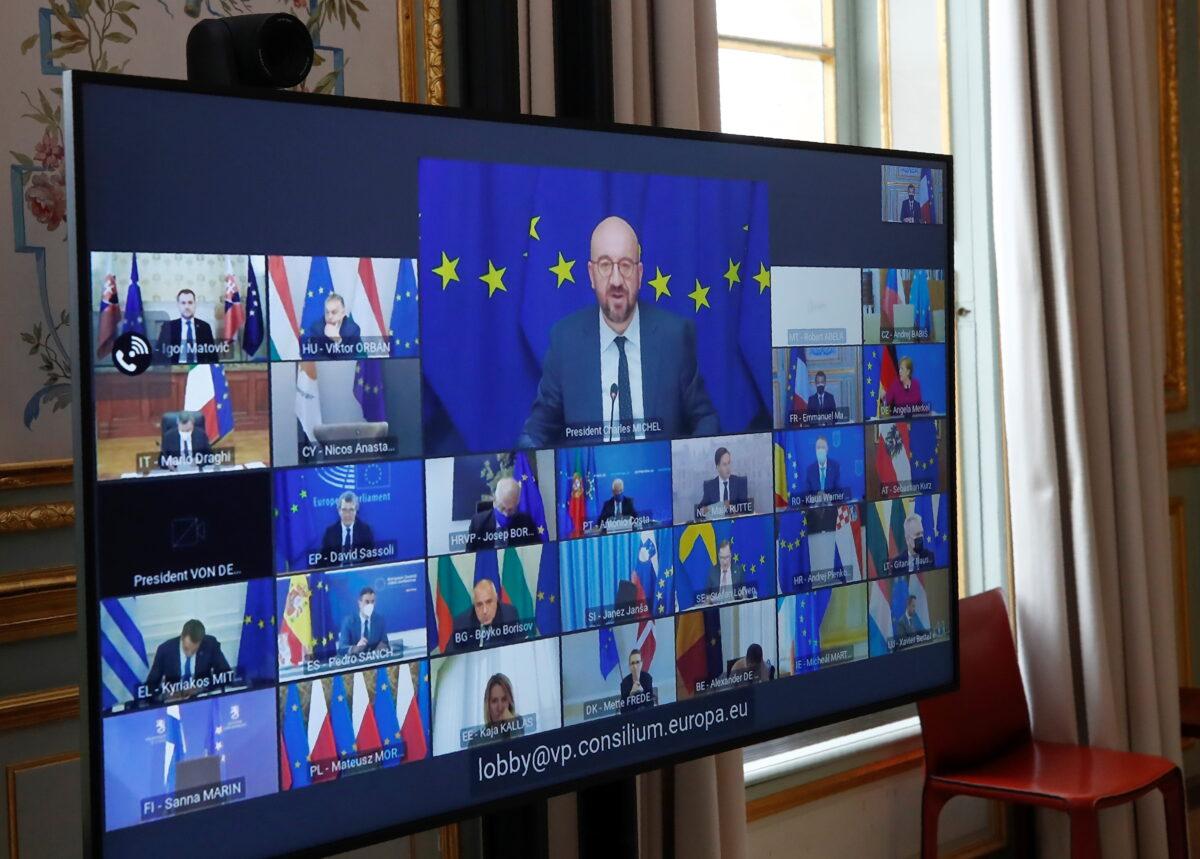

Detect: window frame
738,0,1010,796
716,0,839,144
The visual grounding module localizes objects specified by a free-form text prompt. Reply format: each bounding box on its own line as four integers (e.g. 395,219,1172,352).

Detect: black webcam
186,13,314,88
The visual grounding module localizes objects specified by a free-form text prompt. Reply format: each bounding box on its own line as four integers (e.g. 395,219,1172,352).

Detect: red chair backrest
917,588,1032,775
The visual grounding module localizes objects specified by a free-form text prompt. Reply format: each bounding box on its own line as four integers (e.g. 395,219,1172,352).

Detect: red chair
916,589,1187,858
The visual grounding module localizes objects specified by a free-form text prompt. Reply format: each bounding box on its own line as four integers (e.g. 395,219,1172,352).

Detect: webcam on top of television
186,13,313,88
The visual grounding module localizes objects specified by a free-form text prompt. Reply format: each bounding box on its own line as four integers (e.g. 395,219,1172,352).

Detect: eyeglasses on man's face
592,257,638,279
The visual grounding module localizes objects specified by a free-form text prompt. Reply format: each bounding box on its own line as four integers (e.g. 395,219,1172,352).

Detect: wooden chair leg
1159,767,1188,859
1069,809,1100,859
921,782,950,859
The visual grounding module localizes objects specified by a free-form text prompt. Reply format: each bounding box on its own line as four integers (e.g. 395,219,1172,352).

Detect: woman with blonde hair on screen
484,673,519,728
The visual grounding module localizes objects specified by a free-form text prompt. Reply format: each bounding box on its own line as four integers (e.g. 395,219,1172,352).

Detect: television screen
69,72,956,857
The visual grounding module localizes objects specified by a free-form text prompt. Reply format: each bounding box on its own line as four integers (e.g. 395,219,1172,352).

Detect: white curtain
990,1,1179,856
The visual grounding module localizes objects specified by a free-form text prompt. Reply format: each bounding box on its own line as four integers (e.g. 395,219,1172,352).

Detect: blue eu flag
236,578,275,683
598,626,619,679
243,257,265,357
121,252,146,337
282,683,311,788
419,160,771,454
534,548,560,637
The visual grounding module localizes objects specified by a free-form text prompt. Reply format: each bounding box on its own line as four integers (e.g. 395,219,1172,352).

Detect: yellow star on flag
529,215,541,240
432,252,460,289
688,279,711,312
647,266,671,300
752,262,771,293
480,260,508,297
723,259,741,290
549,252,575,287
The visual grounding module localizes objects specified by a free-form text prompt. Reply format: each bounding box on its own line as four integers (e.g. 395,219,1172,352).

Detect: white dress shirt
599,307,646,441
178,429,194,461
179,642,194,679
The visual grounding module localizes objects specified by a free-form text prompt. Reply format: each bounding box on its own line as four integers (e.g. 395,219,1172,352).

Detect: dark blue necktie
183,654,193,681
614,336,633,439
185,320,195,363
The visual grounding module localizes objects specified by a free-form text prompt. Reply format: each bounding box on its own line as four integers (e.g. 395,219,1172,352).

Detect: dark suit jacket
517,304,719,447
159,426,213,468
449,602,523,652
620,671,654,712
806,391,837,415
337,612,389,655
598,495,638,526
894,547,935,572
899,197,923,223
893,612,924,639
804,460,842,495
302,315,362,357
704,563,747,596
320,519,376,558
699,474,748,508
468,509,539,550
157,317,217,364
144,635,231,696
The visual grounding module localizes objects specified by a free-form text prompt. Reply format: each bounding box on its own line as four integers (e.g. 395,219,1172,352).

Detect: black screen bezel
66,68,958,858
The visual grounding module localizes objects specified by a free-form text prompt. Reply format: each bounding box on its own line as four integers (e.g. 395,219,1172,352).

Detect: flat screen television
67,70,956,857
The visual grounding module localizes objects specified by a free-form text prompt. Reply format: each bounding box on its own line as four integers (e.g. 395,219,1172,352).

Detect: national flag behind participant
243,257,265,357
396,665,429,762
122,252,146,338
222,257,245,342
599,626,619,679
789,347,808,421
281,684,311,789
329,675,356,758
268,256,301,360
353,360,386,422
373,667,404,766
352,671,382,754
184,364,235,442
306,680,337,782
513,451,548,541
918,168,937,224
236,579,275,683
295,362,322,444
389,258,419,357
96,273,121,357
535,544,561,637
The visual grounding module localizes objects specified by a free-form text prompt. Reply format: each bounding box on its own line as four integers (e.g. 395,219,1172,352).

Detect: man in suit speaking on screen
337,586,390,657
157,288,217,364
698,446,749,517
895,513,935,573
517,216,719,448
320,491,375,563
143,618,232,701
449,579,524,652
598,478,639,530
159,412,212,470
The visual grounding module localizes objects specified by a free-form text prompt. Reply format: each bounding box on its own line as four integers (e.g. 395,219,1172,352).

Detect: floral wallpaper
1,0,399,463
